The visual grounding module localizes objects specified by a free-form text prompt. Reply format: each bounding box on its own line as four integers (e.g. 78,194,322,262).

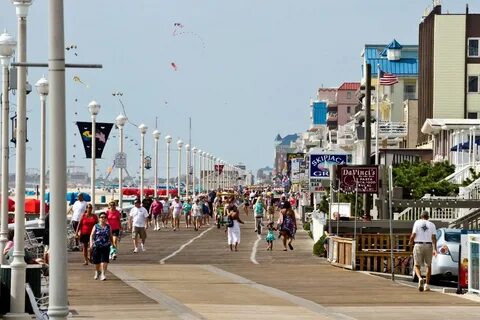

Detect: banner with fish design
76,122,114,159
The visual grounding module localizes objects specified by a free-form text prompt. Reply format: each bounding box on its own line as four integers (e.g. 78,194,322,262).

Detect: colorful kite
172,22,206,48
66,44,78,56
73,75,89,88
171,62,178,71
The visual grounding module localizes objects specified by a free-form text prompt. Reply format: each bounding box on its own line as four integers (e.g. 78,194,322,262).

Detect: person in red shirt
106,201,122,258
77,204,98,265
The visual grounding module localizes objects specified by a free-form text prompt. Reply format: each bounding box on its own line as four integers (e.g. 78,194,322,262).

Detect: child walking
266,222,276,251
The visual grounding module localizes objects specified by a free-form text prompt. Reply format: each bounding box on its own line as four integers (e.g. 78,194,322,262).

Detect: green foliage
313,233,327,257
392,161,457,198
303,221,311,232
462,168,480,186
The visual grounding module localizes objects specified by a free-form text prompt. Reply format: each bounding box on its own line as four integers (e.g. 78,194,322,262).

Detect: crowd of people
68,188,301,280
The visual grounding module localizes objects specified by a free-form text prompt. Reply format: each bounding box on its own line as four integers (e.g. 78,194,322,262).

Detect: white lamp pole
206,153,210,191
165,135,172,199
177,140,183,197
115,114,127,210
0,30,16,264
185,144,190,197
152,130,161,198
10,0,32,318
35,76,49,227
139,124,148,201
192,147,197,196
200,151,205,193
198,149,202,193
88,101,100,210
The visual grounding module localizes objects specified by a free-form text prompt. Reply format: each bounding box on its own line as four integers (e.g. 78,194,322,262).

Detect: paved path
66,211,480,320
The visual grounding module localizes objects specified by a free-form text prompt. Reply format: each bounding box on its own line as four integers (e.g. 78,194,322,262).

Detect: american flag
379,70,398,86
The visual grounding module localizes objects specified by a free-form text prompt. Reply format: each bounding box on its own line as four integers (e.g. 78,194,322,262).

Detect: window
468,38,480,57
347,92,352,99
468,76,479,93
347,106,351,113
404,84,416,100
468,112,478,119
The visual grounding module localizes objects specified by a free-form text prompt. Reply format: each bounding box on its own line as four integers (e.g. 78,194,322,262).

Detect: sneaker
418,278,425,292
100,272,106,281
94,271,99,280
133,247,138,253
424,284,431,292
141,244,145,252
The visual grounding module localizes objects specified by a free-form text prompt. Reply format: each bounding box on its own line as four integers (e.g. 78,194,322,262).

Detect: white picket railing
443,165,472,184
395,197,461,222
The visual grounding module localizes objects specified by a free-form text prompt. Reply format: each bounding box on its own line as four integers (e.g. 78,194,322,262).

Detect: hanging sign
338,165,379,194
309,153,349,180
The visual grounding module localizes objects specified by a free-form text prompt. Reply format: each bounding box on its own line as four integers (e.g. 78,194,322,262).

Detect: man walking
409,211,437,292
129,199,149,253
69,193,87,250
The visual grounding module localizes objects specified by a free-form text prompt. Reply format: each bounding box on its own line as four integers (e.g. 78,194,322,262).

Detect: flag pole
375,64,381,166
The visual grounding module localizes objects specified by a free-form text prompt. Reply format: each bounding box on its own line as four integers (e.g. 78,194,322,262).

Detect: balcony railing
376,121,407,138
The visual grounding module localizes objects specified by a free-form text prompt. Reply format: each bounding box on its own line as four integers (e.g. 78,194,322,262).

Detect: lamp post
198,150,203,193
139,124,148,201
9,1,32,317
35,76,48,228
165,135,172,199
88,101,100,210
0,30,16,265
115,114,127,210
185,144,190,197
152,130,160,198
192,147,197,196
177,140,183,197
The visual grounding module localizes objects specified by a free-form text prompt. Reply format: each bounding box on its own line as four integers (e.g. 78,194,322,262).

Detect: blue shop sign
309,154,348,179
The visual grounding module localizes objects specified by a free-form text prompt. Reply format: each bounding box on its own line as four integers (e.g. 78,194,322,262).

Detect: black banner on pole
76,122,114,159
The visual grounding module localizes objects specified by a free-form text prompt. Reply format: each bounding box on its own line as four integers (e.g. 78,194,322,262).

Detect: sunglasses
99,216,106,219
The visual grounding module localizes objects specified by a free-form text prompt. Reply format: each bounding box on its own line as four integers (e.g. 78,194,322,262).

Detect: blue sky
0,0,476,179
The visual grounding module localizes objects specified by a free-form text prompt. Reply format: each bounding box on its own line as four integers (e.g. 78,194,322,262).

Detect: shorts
172,211,181,219
79,234,90,245
112,229,120,237
413,243,433,266
71,220,79,232
91,245,110,264
131,226,147,241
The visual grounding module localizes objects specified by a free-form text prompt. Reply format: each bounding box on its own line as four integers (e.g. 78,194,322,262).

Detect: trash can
100,195,106,203
0,264,42,315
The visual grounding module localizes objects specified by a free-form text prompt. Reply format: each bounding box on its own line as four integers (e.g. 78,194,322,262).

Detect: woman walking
191,198,203,231
277,208,297,251
76,204,98,265
90,212,113,281
226,203,244,251
106,201,121,260
182,198,193,228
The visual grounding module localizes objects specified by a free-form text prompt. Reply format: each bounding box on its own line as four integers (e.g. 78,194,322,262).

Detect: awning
450,138,480,151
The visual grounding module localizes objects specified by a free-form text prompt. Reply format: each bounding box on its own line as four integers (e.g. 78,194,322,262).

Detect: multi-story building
418,3,480,144
273,133,299,177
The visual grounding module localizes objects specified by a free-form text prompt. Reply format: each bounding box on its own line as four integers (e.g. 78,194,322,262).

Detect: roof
421,118,480,134
278,134,299,146
274,134,282,142
363,40,418,76
338,82,360,91
380,39,403,56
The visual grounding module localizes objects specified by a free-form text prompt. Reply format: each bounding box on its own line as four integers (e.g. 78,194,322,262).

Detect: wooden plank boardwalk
65,210,480,320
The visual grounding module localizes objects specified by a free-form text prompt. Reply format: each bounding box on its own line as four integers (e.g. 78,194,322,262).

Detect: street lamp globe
152,130,161,140
11,0,33,18
165,135,172,144
0,31,16,59
177,139,183,149
88,100,100,115
35,76,49,96
115,114,127,127
139,123,148,134
185,144,190,151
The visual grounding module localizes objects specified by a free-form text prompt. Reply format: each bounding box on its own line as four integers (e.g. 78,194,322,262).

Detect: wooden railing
326,234,413,275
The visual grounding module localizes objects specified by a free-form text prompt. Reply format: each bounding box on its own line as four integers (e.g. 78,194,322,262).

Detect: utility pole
364,63,372,220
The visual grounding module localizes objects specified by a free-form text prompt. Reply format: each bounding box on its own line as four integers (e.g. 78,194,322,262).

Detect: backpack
202,203,210,214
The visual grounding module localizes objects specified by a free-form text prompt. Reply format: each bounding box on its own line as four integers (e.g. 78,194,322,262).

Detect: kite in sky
66,44,78,56
73,75,89,88
172,22,206,48
171,62,178,71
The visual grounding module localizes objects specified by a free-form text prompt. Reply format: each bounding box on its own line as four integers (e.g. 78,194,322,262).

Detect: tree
392,161,457,199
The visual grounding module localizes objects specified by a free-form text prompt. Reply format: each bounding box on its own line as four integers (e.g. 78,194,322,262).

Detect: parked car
412,228,460,281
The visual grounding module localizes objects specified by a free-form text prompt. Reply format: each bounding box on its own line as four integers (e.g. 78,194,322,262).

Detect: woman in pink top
106,201,122,253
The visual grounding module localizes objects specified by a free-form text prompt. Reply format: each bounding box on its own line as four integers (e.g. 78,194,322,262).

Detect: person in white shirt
129,199,149,253
409,211,437,292
160,198,170,228
191,198,203,231
170,197,182,231
69,193,87,248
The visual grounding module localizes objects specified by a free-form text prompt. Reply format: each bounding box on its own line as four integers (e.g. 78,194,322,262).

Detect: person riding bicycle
254,196,265,233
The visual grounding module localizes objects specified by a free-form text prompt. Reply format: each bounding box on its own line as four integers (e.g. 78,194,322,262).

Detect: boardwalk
67,212,480,320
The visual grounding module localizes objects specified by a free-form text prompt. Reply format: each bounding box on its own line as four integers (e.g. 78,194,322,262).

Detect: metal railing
376,121,407,138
